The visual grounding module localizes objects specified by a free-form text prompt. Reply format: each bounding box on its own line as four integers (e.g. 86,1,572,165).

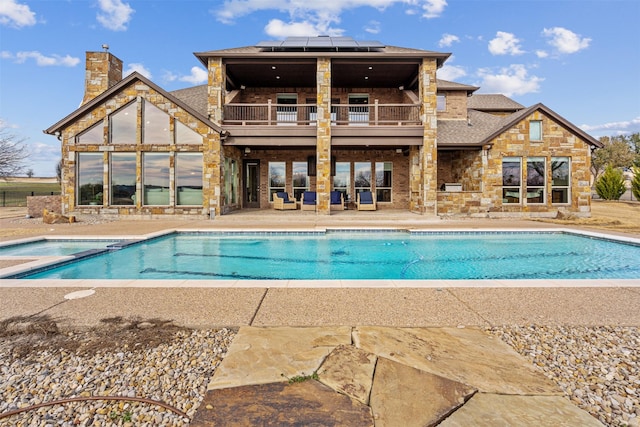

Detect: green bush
632,167,640,201
595,165,626,200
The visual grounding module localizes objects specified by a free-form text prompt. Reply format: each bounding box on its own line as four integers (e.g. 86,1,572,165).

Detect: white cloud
0,0,36,28
1,50,80,67
542,27,590,54
535,50,548,58
438,33,459,48
488,31,524,56
179,67,208,85
124,63,152,79
215,1,447,36
580,117,640,135
29,141,60,162
97,0,134,31
476,64,543,96
264,19,340,38
364,20,381,34
437,55,466,80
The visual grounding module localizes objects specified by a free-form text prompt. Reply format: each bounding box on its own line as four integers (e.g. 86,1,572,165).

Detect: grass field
0,179,61,207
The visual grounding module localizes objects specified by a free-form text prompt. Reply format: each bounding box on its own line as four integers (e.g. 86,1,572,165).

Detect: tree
595,165,626,200
632,167,640,202
26,168,34,178
0,122,29,178
56,159,62,183
591,134,637,182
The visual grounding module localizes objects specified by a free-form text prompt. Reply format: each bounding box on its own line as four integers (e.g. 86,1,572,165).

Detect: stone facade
82,52,122,105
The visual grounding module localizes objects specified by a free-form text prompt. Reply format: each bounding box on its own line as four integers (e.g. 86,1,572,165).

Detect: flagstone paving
190,326,604,426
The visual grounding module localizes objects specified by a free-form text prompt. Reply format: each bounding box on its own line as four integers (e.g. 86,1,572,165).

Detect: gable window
176,121,202,145
526,157,546,203
177,153,203,205
502,157,521,203
110,153,136,205
354,162,372,196
110,102,137,144
143,101,170,145
334,162,351,201
292,161,309,201
77,153,103,205
551,157,570,204
375,162,392,202
77,122,104,145
143,153,170,205
436,94,446,112
268,162,286,201
529,120,542,141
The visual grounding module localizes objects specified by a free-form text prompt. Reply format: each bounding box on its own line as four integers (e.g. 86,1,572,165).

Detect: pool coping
1,227,639,287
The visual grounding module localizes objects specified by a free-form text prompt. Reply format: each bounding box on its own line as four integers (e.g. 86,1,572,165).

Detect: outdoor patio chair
301,191,317,211
330,191,345,210
356,191,376,211
273,192,297,210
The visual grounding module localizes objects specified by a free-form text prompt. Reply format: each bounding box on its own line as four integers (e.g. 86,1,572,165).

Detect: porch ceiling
224,58,421,90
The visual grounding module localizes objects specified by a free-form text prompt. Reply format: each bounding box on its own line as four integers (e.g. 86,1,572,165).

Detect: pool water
0,239,121,257
16,232,640,280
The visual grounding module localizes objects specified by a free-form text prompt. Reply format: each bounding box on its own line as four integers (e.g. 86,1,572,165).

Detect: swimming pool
8,231,640,280
0,239,122,257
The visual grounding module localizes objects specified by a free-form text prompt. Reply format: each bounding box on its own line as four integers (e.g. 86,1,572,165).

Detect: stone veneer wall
60,80,221,217
82,52,122,105
436,191,483,216
27,195,62,218
436,91,468,120
316,57,332,214
483,110,593,217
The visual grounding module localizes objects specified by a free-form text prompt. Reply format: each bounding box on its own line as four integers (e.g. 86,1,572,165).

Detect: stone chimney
82,50,123,105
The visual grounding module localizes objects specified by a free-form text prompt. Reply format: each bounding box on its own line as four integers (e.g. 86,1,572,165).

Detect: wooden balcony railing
223,100,421,126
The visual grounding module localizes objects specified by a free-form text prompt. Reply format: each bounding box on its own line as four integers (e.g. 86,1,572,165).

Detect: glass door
244,160,260,208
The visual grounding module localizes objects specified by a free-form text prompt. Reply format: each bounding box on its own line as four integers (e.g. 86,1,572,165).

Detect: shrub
632,167,640,201
595,165,626,200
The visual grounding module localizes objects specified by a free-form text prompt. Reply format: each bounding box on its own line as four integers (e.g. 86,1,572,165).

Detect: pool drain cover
64,289,96,300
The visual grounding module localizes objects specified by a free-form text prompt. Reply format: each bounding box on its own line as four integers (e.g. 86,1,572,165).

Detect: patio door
244,160,260,208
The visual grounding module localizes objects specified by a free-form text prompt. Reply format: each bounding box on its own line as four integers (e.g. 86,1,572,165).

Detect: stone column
206,57,225,216
316,57,332,215
82,52,123,105
417,58,438,215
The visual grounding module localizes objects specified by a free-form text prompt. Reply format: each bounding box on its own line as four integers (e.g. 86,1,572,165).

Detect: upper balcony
223,100,421,127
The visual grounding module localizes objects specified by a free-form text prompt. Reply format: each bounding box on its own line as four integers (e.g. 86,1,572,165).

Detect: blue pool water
0,239,121,257
12,231,640,280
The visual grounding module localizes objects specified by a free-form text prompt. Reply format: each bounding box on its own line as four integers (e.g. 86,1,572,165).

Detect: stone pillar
418,58,438,215
316,57,332,215
205,57,225,216
207,57,225,124
82,51,123,105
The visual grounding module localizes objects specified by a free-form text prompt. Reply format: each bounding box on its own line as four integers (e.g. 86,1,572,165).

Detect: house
45,36,602,218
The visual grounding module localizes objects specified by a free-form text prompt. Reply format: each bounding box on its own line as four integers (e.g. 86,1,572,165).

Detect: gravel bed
0,318,235,426
492,325,639,427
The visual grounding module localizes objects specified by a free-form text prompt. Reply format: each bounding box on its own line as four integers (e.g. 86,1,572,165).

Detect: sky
1,0,639,177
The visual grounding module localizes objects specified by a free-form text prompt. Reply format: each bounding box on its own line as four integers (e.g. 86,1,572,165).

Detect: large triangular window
143,101,170,145
110,102,137,144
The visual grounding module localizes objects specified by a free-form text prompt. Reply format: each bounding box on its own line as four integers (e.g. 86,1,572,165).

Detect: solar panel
256,36,385,50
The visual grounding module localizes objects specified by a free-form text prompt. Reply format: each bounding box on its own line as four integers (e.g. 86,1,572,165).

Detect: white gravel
492,325,640,427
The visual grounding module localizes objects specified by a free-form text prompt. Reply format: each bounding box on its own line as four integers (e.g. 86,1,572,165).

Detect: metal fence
0,191,61,207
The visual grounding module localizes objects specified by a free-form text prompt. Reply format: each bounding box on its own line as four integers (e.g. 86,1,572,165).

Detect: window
292,161,308,201
375,162,392,202
436,94,446,112
177,153,203,205
110,102,137,144
354,162,371,197
526,157,545,203
142,153,170,205
276,94,297,125
268,162,286,201
530,120,542,141
110,153,136,205
502,157,521,203
348,94,369,125
77,153,103,205
76,122,104,145
334,162,351,201
551,157,570,204
176,121,202,145
143,101,170,145
223,157,237,205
